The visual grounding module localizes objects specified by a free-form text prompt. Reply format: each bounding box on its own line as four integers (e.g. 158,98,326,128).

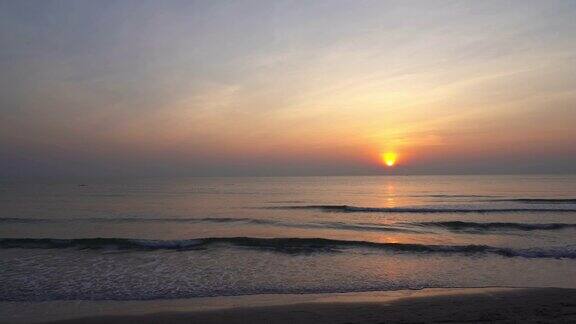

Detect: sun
382,152,397,167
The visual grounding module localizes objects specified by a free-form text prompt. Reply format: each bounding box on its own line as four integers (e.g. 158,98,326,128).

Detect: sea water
1,175,575,301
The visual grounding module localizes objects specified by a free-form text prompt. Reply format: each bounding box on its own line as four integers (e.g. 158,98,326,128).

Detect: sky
1,0,576,178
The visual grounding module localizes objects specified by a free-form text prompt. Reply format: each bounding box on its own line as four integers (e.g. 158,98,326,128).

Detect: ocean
1,175,576,302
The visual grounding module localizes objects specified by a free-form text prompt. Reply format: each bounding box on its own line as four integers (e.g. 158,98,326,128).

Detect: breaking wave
489,198,576,204
269,205,576,213
415,221,576,231
1,237,575,259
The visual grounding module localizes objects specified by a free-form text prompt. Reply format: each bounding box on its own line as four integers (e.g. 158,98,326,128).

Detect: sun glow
382,152,397,167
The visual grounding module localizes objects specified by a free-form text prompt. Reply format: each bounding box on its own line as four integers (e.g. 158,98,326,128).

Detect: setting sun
382,152,398,167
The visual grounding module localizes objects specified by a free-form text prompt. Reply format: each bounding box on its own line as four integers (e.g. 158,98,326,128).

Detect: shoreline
2,287,576,323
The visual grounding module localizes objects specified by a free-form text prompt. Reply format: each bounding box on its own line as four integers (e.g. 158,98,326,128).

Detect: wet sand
36,287,576,324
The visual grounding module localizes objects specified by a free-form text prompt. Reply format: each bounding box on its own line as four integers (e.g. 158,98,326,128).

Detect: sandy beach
11,287,569,324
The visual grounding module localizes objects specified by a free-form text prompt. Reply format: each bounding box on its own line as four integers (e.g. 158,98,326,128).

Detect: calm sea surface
1,175,576,301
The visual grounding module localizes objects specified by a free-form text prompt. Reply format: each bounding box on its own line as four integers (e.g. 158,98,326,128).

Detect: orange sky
1,1,575,177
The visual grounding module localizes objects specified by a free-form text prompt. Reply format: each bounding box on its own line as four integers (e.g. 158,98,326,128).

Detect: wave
0,217,54,223
0,217,277,224
415,221,576,231
489,198,576,204
412,194,500,198
0,217,419,233
1,237,575,259
311,221,417,233
269,205,576,213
